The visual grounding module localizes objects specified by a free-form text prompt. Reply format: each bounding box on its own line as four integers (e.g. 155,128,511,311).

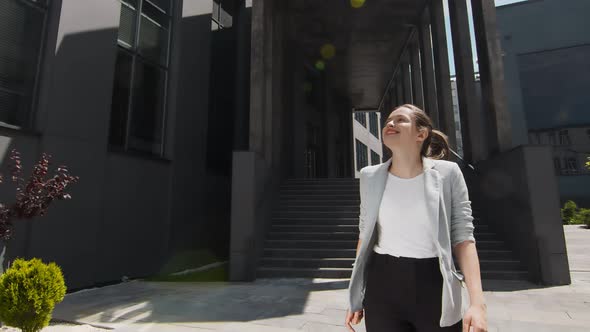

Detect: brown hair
391,104,450,160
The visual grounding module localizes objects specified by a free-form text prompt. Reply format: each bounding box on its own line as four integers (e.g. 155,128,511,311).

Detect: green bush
573,208,590,228
561,200,578,224
0,258,66,332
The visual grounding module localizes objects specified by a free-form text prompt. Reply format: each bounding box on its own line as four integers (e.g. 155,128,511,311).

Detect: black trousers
363,252,462,332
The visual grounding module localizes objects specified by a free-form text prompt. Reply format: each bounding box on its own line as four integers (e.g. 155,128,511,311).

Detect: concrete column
249,0,267,156
396,76,404,105
430,0,456,149
449,0,486,162
418,10,439,127
410,41,425,110
401,58,413,104
471,0,512,153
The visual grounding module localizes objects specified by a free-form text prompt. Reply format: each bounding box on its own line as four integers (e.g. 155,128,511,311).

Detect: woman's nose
386,120,395,127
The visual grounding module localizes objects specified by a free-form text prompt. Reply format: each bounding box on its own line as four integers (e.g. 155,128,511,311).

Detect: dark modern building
496,0,590,207
0,0,571,290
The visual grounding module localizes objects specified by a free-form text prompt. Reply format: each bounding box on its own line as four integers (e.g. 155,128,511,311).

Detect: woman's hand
463,304,487,332
344,309,364,332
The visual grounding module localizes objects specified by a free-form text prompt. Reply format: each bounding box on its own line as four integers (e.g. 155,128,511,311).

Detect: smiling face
382,106,429,154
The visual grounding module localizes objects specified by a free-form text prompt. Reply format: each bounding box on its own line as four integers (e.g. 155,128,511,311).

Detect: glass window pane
219,6,232,28
118,4,137,48
138,14,169,65
0,0,44,126
0,90,25,126
109,49,133,147
128,60,166,155
146,0,170,14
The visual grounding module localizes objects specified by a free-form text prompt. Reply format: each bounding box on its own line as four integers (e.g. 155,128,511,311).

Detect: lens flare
320,44,336,60
350,0,366,9
315,60,326,71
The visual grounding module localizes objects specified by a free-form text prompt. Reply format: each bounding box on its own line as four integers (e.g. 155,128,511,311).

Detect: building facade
496,0,590,207
0,0,573,289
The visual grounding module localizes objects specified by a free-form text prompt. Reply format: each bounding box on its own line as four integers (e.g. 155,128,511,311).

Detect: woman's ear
416,127,429,142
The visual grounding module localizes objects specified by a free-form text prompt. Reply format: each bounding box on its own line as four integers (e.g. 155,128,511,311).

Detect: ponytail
424,129,450,160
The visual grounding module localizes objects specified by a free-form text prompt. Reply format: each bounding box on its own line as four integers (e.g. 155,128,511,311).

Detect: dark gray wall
0,0,226,290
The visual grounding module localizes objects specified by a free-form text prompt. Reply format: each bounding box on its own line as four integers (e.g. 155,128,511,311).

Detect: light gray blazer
348,157,476,327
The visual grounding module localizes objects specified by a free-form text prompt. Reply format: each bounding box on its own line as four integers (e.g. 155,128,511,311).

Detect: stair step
280,189,359,195
275,206,359,212
265,239,357,249
280,185,360,191
261,258,355,269
475,240,506,250
272,224,359,231
257,267,353,279
481,270,529,280
279,199,360,205
263,248,357,258
273,211,358,218
268,232,359,240
280,194,360,200
479,260,524,270
477,250,514,260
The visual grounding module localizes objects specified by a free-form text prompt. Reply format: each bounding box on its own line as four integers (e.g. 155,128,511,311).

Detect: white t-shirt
373,172,438,258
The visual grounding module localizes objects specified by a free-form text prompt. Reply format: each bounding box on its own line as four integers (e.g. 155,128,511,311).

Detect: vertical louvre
118,4,137,48
0,0,45,127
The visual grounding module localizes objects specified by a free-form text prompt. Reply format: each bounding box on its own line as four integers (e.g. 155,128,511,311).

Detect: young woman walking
344,104,487,332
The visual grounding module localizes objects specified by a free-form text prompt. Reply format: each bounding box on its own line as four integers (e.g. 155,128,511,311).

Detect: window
369,112,379,139
211,0,233,31
559,130,571,145
355,139,368,171
553,157,560,174
109,0,172,156
548,132,556,145
565,157,577,173
354,112,366,127
370,150,380,166
0,0,48,128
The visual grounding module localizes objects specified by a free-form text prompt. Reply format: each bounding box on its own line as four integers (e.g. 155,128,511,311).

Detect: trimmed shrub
573,208,590,228
561,200,578,224
0,258,66,332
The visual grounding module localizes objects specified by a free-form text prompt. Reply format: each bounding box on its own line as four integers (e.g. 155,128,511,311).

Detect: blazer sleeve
450,163,476,247
358,169,368,241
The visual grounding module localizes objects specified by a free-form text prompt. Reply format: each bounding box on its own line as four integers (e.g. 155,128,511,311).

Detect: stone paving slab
52,226,590,331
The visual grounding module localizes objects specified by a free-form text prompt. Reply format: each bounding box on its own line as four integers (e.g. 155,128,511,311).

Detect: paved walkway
53,226,590,332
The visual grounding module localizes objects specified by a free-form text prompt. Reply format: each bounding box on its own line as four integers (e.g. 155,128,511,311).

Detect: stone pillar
249,0,267,156
396,76,404,105
471,0,512,153
410,41,425,110
418,9,439,127
449,0,486,162
430,0,457,149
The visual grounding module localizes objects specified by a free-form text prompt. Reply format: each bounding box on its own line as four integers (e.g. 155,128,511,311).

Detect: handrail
449,148,475,172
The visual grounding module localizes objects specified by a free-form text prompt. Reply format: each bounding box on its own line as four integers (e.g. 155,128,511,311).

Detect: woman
344,104,487,332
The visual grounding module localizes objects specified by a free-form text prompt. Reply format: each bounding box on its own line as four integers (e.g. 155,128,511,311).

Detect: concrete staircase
257,178,528,281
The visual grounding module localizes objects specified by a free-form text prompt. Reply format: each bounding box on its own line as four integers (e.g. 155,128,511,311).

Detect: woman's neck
389,151,423,179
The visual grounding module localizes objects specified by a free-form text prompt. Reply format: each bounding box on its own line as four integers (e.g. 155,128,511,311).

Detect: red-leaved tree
0,150,79,241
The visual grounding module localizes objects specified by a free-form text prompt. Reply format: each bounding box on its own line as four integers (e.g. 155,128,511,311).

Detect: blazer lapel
422,157,441,250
